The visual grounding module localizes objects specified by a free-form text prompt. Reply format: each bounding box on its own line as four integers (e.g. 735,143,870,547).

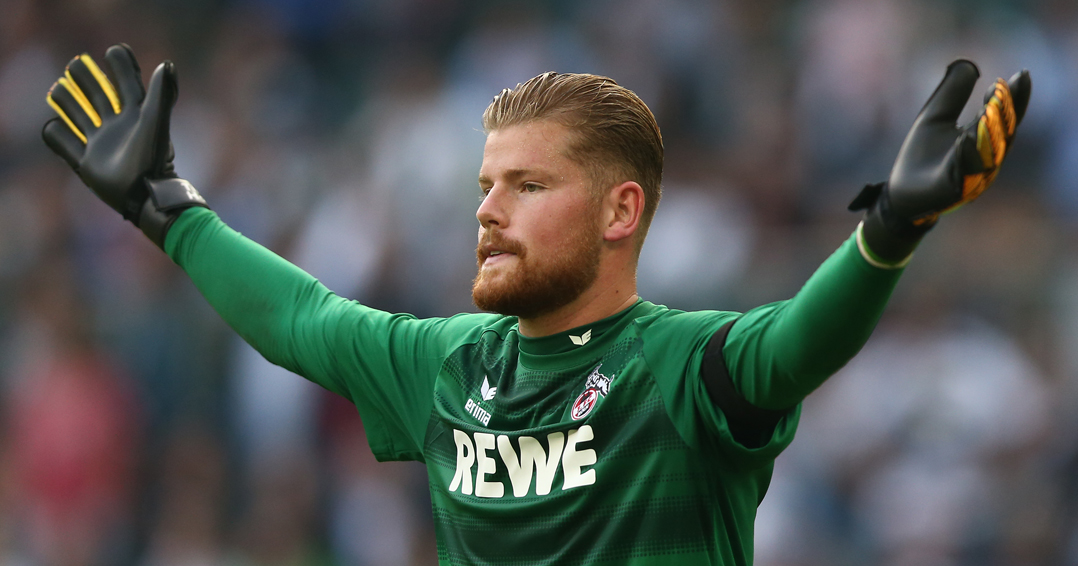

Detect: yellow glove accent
45,87,87,144
949,78,1016,214
44,54,124,145
60,72,101,128
80,54,122,114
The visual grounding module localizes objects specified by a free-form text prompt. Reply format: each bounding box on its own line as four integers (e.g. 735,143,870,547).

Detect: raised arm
41,44,492,460
41,43,383,385
703,60,1031,437
160,206,498,462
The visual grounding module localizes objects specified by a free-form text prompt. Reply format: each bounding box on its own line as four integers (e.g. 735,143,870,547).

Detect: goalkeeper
43,44,1029,565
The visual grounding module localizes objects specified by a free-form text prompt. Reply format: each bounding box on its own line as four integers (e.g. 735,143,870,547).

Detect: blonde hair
482,72,663,246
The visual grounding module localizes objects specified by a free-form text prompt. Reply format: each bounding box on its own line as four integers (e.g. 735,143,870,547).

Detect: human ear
602,181,644,242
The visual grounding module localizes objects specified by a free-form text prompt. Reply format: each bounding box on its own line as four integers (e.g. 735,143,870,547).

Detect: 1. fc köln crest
571,364,613,420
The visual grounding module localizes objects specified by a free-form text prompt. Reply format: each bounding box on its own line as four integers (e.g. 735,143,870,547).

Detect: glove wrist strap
857,221,912,269
850,182,934,266
137,178,209,250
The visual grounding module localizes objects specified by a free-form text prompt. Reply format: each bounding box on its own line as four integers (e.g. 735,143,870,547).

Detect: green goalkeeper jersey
166,208,902,566
421,302,789,565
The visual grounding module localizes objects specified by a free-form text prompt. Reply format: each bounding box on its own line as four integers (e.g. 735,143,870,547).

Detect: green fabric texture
167,207,500,460
166,207,902,565
725,234,903,410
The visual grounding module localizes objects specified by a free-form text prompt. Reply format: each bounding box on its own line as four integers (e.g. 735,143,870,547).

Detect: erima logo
481,376,497,401
464,376,496,426
569,329,592,346
465,398,491,426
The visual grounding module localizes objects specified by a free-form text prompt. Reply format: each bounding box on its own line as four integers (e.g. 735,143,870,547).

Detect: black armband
700,320,790,449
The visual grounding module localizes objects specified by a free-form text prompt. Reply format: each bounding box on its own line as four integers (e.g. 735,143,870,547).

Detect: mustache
477,230,526,262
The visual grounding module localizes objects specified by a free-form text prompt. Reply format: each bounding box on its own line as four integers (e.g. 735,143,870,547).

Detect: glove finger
46,80,96,141
42,117,86,169
951,73,1024,211
140,61,178,175
1008,69,1031,129
104,43,145,109
54,56,107,130
919,59,980,125
977,79,1016,169
67,54,122,117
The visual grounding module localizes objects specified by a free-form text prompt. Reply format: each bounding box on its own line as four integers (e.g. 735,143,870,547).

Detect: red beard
472,224,602,319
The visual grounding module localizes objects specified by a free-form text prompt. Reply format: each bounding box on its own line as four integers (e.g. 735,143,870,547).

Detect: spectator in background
4,257,142,566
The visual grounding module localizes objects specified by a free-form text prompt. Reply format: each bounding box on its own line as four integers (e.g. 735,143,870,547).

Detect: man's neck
517,280,639,338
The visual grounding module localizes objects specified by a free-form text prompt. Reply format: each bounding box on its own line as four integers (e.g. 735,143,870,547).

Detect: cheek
558,201,602,236
535,218,595,255
526,218,569,248
518,195,600,250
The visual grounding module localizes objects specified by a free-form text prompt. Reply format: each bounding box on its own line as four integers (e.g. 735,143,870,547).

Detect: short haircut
482,72,664,249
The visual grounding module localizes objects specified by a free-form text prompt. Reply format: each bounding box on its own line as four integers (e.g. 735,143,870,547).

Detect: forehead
479,120,585,182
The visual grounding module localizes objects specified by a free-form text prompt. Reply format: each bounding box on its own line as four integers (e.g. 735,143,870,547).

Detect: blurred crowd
1,0,1077,564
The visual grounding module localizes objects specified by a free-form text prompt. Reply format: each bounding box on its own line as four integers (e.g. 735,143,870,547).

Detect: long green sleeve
164,207,497,460
724,231,903,410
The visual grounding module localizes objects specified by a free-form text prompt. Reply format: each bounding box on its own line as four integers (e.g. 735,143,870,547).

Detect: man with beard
43,45,1029,565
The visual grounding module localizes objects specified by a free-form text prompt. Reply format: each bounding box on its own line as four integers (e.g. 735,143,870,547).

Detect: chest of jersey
422,331,721,565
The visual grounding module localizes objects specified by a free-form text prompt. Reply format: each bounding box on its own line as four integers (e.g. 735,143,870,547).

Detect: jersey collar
516,299,652,370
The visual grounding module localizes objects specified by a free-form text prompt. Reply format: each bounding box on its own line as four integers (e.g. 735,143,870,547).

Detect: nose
476,185,508,228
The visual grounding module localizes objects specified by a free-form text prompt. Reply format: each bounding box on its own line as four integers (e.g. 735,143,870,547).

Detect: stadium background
1,0,1076,564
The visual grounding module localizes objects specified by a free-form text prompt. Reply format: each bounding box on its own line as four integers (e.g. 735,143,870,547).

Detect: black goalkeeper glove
42,43,208,250
849,59,1031,266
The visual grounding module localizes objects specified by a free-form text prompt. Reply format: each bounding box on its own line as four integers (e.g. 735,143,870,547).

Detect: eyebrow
478,168,553,186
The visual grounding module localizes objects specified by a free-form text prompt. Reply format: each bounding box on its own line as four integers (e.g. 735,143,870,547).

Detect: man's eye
523,183,540,193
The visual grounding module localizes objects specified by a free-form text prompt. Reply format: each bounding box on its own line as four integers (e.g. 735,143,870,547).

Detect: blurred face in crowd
472,119,605,319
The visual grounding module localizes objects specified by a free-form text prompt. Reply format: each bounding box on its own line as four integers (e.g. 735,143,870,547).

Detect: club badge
571,364,613,420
